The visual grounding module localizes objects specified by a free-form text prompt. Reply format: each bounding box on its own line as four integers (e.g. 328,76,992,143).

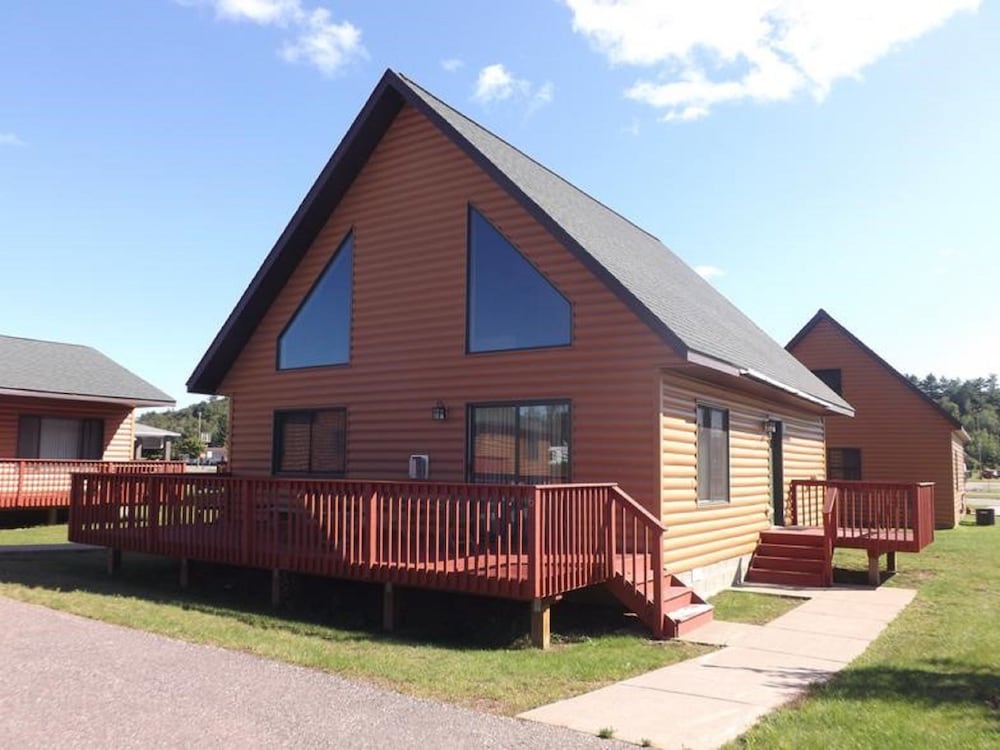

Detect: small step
663,586,694,607
665,603,714,637
665,602,713,623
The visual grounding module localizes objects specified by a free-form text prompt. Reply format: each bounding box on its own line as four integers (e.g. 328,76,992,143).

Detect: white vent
408,454,430,480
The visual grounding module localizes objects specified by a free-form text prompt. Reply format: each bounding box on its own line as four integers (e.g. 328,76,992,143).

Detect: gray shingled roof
400,74,852,415
188,69,852,414
0,334,174,406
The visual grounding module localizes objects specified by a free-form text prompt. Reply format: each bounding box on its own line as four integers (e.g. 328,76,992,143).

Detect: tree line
137,397,229,460
909,373,999,471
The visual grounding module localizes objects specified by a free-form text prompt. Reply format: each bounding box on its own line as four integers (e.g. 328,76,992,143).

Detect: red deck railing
68,474,665,603
0,460,186,510
790,480,935,554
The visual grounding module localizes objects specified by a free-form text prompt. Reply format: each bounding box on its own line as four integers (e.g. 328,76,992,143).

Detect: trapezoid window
467,208,571,353
278,233,353,370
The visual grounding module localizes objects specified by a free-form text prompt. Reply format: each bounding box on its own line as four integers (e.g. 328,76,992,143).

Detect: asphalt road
0,597,629,749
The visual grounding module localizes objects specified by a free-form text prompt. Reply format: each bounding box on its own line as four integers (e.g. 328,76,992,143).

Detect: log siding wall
219,105,685,513
0,396,134,461
660,372,825,573
789,318,964,528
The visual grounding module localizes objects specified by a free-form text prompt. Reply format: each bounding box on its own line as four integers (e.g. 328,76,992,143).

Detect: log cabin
787,309,967,529
68,71,936,645
0,334,177,512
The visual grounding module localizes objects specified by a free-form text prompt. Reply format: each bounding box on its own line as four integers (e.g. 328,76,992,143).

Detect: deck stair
745,528,830,587
606,564,714,638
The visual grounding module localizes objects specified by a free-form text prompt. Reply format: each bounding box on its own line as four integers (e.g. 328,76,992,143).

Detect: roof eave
686,351,854,416
0,386,174,408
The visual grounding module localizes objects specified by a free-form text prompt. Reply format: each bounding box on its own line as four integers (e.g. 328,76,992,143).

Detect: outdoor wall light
432,401,448,421
763,419,778,435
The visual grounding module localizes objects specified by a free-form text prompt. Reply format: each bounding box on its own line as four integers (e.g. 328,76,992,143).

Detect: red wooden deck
789,479,935,554
0,459,186,510
68,475,670,618
747,480,935,587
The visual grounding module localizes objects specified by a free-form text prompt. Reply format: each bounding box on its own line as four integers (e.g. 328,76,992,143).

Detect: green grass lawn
727,519,1000,749
0,547,712,714
709,589,803,625
0,523,69,546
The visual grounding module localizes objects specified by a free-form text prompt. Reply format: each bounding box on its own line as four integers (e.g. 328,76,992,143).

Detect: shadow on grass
0,549,644,650
816,660,1000,719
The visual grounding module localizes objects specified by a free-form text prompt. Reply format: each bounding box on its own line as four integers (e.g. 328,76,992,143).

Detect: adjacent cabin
0,334,178,511
787,309,967,528
68,71,935,645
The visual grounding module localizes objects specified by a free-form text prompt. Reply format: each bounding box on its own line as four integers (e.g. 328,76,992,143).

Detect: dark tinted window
468,209,571,353
812,368,843,396
16,416,103,459
274,409,346,475
828,448,862,480
469,402,570,484
278,234,353,369
697,405,729,502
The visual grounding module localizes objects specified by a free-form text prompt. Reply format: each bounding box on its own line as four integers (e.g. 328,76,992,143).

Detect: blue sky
1,1,995,409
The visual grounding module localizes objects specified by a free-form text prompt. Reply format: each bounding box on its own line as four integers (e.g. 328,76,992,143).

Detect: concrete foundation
672,552,753,599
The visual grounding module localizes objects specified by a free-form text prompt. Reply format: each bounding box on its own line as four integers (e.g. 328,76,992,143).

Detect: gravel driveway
0,597,629,749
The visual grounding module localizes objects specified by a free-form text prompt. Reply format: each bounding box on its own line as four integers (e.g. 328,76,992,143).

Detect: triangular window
467,208,571,352
278,233,353,369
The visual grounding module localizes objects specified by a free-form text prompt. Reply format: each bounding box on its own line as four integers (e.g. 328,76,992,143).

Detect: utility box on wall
408,454,429,480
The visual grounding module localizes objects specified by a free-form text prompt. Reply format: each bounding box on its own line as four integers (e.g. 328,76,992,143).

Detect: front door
770,421,784,526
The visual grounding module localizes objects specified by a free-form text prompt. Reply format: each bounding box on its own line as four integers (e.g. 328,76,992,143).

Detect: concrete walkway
519,585,916,750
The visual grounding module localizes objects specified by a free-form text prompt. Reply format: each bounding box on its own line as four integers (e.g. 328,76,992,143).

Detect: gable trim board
187,70,850,420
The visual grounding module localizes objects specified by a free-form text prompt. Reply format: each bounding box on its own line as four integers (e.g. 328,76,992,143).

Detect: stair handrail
821,486,839,586
608,485,666,638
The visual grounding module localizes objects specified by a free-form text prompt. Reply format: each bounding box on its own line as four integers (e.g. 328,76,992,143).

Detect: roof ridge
395,72,662,244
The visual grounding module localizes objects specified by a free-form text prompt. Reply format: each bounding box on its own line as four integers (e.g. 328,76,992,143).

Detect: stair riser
751,556,826,574
757,543,826,560
664,609,715,638
760,532,825,547
745,570,826,587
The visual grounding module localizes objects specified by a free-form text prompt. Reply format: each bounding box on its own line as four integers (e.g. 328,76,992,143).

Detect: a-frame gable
787,309,963,431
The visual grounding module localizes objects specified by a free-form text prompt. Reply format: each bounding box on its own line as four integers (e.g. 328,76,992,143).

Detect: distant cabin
787,310,967,528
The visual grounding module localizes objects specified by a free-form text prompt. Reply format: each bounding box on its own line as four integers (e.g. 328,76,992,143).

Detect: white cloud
473,64,554,115
565,0,979,120
280,8,364,75
694,264,725,280
441,58,464,73
473,63,530,103
182,0,365,75
0,132,25,147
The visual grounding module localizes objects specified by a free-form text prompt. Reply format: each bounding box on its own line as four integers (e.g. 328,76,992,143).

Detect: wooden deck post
271,569,282,607
106,548,121,576
886,551,896,573
46,508,59,526
530,598,551,650
867,551,880,586
382,582,396,632
179,558,189,590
